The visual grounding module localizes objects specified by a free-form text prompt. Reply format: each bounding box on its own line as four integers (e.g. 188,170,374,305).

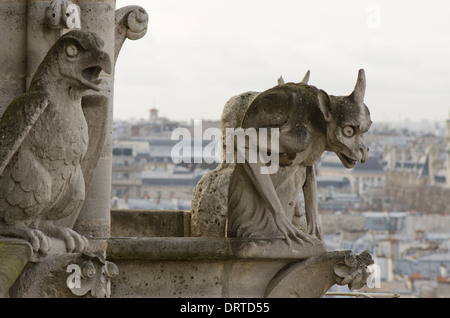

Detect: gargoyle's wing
80,94,109,189
241,86,294,129
0,91,49,176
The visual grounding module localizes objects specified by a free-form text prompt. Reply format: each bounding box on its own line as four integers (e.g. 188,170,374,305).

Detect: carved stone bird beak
80,51,112,91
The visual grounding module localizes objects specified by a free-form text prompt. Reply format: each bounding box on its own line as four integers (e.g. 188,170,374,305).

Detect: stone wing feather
0,91,49,176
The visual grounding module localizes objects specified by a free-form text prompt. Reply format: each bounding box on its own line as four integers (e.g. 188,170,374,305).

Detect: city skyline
114,1,450,123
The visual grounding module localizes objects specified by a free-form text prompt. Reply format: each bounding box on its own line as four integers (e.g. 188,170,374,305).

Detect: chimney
150,108,158,121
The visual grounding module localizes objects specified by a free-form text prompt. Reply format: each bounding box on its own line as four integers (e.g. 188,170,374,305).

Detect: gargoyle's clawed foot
41,225,89,253
26,229,51,254
0,225,50,254
57,227,89,253
285,228,317,248
307,224,324,241
273,214,316,247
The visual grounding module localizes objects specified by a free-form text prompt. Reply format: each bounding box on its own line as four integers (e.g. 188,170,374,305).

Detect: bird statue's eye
65,44,79,57
342,126,355,137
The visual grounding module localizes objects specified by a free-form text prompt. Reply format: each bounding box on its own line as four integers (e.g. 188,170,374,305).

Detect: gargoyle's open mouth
80,52,112,91
82,66,103,89
337,152,357,169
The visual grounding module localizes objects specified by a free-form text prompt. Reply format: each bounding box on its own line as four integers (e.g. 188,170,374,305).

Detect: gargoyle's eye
65,44,79,57
342,126,355,137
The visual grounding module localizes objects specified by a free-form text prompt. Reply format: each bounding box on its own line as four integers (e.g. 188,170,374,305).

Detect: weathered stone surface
107,237,325,262
0,30,112,256
191,70,372,252
0,1,28,117
10,250,118,298
114,5,148,63
107,237,326,298
111,209,191,238
45,0,81,30
0,1,148,299
265,250,373,298
106,237,372,298
111,260,228,298
0,238,32,298
190,163,234,237
73,96,111,252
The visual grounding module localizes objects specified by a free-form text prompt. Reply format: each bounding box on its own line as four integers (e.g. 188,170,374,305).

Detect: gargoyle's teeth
82,66,102,84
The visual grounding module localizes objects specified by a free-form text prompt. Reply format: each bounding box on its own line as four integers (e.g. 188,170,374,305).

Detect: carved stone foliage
45,0,81,30
67,252,119,298
265,250,374,297
191,70,372,251
114,6,149,63
334,250,374,290
9,250,118,298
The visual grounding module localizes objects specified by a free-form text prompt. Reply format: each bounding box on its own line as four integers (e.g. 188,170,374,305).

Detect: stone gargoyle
191,69,372,250
0,30,111,256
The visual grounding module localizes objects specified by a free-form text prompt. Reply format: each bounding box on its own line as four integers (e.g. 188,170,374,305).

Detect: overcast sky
114,0,450,124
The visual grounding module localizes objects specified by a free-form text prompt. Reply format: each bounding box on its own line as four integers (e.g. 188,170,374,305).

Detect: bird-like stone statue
0,30,112,256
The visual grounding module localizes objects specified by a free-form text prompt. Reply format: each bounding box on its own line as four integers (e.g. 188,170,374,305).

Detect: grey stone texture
0,30,112,256
107,237,326,298
111,209,191,238
191,70,372,250
0,0,28,117
106,236,371,298
0,239,32,297
8,242,118,298
266,250,373,297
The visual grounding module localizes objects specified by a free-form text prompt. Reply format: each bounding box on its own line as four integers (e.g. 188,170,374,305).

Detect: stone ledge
0,238,33,298
106,237,326,262
111,209,190,238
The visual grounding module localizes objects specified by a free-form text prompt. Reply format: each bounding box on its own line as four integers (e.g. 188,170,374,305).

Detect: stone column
26,0,63,89
71,0,116,249
0,0,28,116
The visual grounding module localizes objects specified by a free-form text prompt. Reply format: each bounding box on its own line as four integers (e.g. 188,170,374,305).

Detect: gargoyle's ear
317,89,332,122
350,69,366,103
300,70,310,84
277,76,285,85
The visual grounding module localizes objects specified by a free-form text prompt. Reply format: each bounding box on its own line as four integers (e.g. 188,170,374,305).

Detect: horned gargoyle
0,30,111,256
191,69,372,249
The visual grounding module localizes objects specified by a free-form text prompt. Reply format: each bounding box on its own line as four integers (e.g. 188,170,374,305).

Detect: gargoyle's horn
300,70,310,84
277,76,285,85
351,69,366,102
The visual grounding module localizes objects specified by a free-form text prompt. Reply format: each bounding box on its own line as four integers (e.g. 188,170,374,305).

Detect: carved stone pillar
0,0,28,117
70,0,116,252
